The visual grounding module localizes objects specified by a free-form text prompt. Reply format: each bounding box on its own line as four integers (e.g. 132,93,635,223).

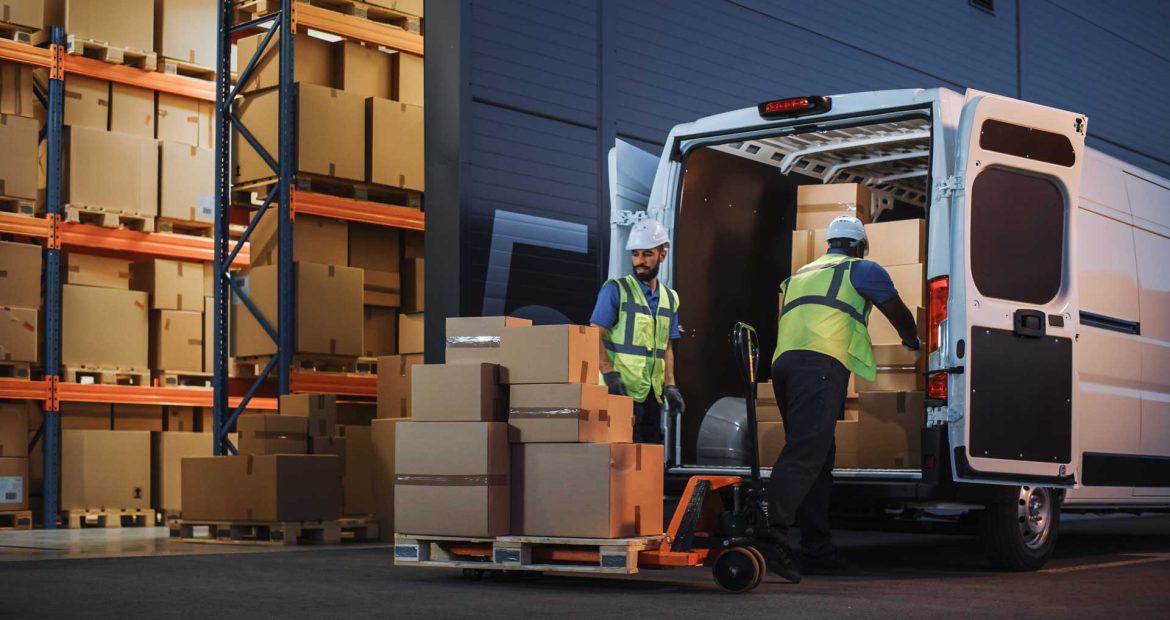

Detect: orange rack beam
0,378,50,401
56,382,278,409
63,54,216,101
294,191,425,231
290,371,376,398
0,38,51,67
58,222,250,267
296,3,424,56
0,212,51,239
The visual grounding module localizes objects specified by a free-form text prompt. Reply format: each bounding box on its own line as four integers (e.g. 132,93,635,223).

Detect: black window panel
970,168,1065,304
979,119,1075,167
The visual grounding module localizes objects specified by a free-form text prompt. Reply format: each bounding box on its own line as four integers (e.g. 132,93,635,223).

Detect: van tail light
926,276,949,402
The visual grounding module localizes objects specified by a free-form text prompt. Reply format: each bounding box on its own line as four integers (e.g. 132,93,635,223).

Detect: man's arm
876,296,919,345
664,340,675,386
593,324,614,373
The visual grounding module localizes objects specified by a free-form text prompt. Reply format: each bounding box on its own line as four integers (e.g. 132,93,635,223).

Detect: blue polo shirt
589,279,681,340
823,249,898,304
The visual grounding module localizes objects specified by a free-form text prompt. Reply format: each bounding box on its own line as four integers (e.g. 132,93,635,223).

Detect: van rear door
948,90,1086,487
607,139,666,278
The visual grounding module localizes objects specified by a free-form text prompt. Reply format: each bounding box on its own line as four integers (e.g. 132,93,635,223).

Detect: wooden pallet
64,205,155,232
158,57,217,80
61,364,151,386
157,217,214,238
154,370,213,388
0,23,36,44
0,195,36,216
355,357,377,374
158,510,182,526
236,174,423,210
0,510,33,530
336,516,380,542
64,35,157,71
394,534,663,575
235,354,364,377
236,0,421,32
0,361,32,380
62,508,152,529
172,519,349,546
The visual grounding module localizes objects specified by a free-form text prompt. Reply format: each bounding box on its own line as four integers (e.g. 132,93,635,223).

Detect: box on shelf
280,393,336,438
250,211,348,268
349,223,400,274
338,425,372,515
181,454,342,522
335,41,393,99
395,421,510,537
63,126,158,217
795,183,872,229
403,231,423,259
109,82,155,138
0,401,30,458
64,253,131,290
235,30,334,93
152,430,215,513
202,296,213,372
47,0,154,52
0,61,36,118
0,113,37,200
512,443,663,538
865,219,926,268
337,403,377,426
237,414,308,456
376,353,423,419
857,391,923,469
58,73,109,130
0,0,42,30
131,259,204,311
0,306,37,363
445,316,533,365
366,0,423,17
310,435,347,475
155,0,217,68
0,457,29,511
61,429,150,510
59,402,111,430
393,52,423,106
508,383,633,444
370,417,408,541
499,324,600,385
412,363,503,422
150,309,203,372
159,142,214,223
157,92,213,148
363,306,397,357
62,284,148,369
363,270,401,308
401,258,424,313
366,97,423,191
163,406,196,432
112,404,163,432
0,241,41,308
398,312,423,355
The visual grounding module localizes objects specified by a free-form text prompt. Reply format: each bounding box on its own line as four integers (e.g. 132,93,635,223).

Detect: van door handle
1013,309,1046,338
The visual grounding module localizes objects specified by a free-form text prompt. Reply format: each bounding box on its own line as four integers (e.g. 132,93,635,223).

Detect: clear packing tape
446,336,500,348
395,474,508,486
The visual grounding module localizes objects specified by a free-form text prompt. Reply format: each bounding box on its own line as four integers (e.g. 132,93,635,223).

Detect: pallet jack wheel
745,546,766,588
713,547,762,593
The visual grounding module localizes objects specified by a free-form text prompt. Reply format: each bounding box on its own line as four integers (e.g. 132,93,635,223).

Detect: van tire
977,486,1061,571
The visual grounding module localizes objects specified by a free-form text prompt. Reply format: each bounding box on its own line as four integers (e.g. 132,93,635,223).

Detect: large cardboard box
64,252,131,290
237,414,308,455
235,30,334,93
336,41,393,99
411,363,503,422
202,296,213,372
48,0,154,52
63,126,158,217
109,82,155,138
0,0,42,30
339,425,372,515
363,270,401,308
62,284,148,368
113,404,163,431
757,379,858,423
62,74,109,130
155,0,217,68
512,443,663,538
857,391,923,469
866,219,926,268
403,230,423,259
367,97,423,190
280,393,336,438
867,264,924,346
59,402,111,430
376,353,422,419
363,305,396,357
796,183,872,229
181,454,341,522
508,384,633,444
395,422,510,537
0,113,37,199
0,401,30,458
835,410,860,469
499,324,600,385
370,417,407,540
0,241,40,308
398,311,423,354
856,363,924,393
366,0,423,17
349,223,400,274
151,430,214,513
232,262,364,357
150,309,203,372
0,457,28,511
310,435,346,475
757,421,786,466
0,61,36,118
401,258,424,313
394,52,423,106
0,306,37,363
235,84,365,183
337,402,376,426
789,228,827,274
157,92,208,147
131,259,204,311
249,211,348,268
163,405,196,432
159,141,214,223
445,316,533,365
61,430,150,510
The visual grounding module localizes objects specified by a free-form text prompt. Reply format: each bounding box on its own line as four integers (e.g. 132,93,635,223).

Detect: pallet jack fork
639,323,775,592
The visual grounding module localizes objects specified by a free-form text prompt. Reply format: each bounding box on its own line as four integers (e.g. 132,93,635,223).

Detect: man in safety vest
763,215,920,583
589,219,685,444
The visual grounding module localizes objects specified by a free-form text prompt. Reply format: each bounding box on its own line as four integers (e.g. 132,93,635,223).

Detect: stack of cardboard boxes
0,241,41,374
0,402,33,516
61,253,149,376
0,52,38,215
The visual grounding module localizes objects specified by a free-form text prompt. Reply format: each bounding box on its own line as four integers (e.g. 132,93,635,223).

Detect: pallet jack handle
732,322,763,486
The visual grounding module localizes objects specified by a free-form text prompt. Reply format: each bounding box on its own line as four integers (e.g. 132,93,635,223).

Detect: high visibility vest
773,253,876,380
604,275,678,403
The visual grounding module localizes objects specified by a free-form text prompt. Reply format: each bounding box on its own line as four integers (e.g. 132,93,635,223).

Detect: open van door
607,139,663,279
948,90,1086,487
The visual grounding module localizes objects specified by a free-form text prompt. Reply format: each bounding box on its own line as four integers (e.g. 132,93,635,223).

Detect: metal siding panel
1049,0,1170,60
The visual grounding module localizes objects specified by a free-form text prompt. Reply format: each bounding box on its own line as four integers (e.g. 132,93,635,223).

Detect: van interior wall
674,147,803,463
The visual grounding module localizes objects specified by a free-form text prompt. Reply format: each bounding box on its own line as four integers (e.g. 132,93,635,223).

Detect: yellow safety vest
604,275,678,403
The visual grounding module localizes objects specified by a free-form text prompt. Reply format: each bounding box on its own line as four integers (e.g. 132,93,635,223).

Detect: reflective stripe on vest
604,275,677,403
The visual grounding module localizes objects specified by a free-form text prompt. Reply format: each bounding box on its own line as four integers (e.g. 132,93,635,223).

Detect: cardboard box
235,30,334,93
280,393,336,438
370,417,407,540
401,258,424,313
64,252,131,290
155,0,216,68
48,0,154,52
395,422,510,537
398,311,424,354
0,60,36,118
113,404,163,431
0,457,28,511
366,0,423,17
445,316,533,365
336,41,393,99
411,363,503,422
337,402,376,426
796,183,872,229
159,141,214,223
512,443,663,538
151,309,203,372
508,383,633,444
499,324,600,385
0,241,40,308
339,425,372,515
856,364,924,393
866,219,925,268
366,97,423,190
0,0,42,30
157,92,208,147
250,211,348,268
0,306,37,363
0,401,30,457
857,391,923,469
757,421,786,466
61,430,150,510
393,52,423,106
349,222,400,274
790,228,828,274
834,410,860,469
310,435,347,476
0,113,37,199
232,262,364,357
151,430,213,512
867,264,924,345
62,74,109,130
63,126,158,217
376,353,422,419
756,382,781,423
235,84,365,183
403,231,423,259
62,284,148,368
163,406,196,432
363,270,401,308
59,402,111,430
202,296,213,372
181,454,341,522
131,259,203,311
203,264,214,297
109,82,155,138
238,414,308,455
363,305,397,357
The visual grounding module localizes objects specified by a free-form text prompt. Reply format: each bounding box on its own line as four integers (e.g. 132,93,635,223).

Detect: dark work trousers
765,349,851,555
633,393,663,444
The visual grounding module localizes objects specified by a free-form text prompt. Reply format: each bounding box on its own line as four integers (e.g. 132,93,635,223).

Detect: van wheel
978,486,1060,571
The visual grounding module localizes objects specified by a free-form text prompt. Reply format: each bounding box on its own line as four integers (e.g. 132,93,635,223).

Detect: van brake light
757,96,831,119
927,276,949,402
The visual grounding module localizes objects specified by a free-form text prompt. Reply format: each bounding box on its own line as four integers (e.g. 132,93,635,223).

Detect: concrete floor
2,514,1168,618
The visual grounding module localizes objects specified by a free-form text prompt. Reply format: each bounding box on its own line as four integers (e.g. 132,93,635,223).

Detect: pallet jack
639,322,777,592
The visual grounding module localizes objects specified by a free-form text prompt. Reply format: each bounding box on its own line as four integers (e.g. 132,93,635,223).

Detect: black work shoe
800,548,850,576
757,539,802,584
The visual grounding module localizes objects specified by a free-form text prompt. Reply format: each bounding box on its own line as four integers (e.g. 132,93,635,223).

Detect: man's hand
664,385,685,415
902,336,922,363
603,371,627,396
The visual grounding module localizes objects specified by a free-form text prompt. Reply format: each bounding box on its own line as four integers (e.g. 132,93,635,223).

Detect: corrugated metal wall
458,0,1170,322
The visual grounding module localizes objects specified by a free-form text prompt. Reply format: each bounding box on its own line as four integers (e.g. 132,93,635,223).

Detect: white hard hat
824,216,867,245
626,219,671,251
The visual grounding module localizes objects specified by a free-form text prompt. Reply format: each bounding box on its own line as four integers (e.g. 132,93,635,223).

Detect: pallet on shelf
0,196,36,216
0,23,35,44
236,174,423,210
63,205,155,232
61,364,151,386
355,357,377,374
171,517,378,546
235,0,422,32
157,510,182,526
157,58,216,81
156,218,214,238
394,534,663,575
0,510,33,530
61,508,152,529
64,35,158,71
0,361,32,380
235,354,366,377
154,370,213,388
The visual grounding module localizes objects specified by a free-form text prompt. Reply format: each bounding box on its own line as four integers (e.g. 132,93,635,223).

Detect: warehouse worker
762,215,919,582
589,219,684,444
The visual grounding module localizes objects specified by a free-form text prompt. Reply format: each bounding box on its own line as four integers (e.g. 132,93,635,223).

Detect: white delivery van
608,88,1170,570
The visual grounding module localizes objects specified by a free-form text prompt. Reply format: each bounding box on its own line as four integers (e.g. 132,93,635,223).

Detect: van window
980,119,1076,167
970,167,1065,304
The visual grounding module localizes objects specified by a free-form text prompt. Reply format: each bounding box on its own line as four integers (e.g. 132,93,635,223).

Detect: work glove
603,371,627,396
664,384,686,415
902,336,922,364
